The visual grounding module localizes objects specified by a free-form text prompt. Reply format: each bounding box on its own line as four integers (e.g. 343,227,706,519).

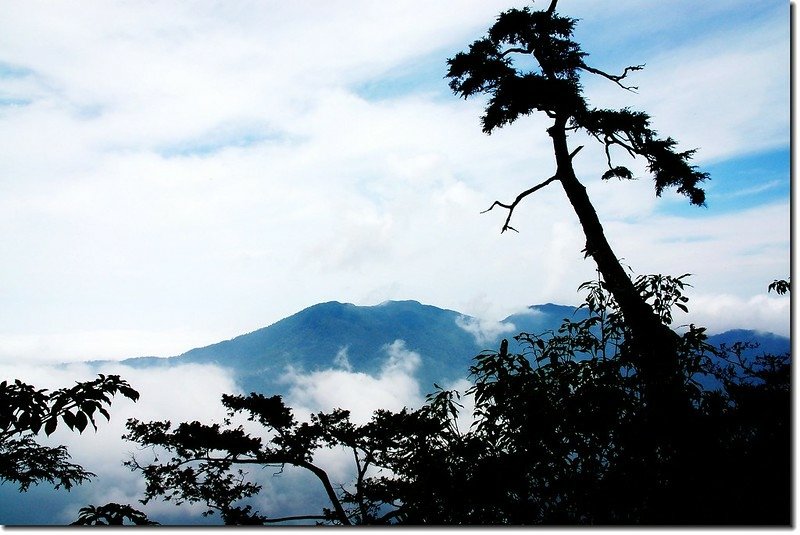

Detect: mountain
123,300,487,393
120,300,790,395
706,329,792,356
4,301,788,525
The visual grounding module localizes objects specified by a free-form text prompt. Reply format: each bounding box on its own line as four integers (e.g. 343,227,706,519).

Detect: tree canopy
446,0,715,450
446,0,708,205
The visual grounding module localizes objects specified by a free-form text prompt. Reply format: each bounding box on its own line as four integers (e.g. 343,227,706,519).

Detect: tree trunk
547,117,687,427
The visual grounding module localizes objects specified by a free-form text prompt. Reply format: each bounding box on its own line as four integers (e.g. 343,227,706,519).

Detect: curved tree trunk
548,117,687,428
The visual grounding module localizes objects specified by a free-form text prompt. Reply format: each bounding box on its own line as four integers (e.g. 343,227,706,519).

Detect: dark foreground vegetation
1,275,790,525
114,274,790,525
0,0,790,526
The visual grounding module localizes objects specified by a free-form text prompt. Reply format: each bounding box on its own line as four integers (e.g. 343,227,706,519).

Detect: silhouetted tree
0,374,139,491
446,0,709,433
80,1,789,526
118,273,789,525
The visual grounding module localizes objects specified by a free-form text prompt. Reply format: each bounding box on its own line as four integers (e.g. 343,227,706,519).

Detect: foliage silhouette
768,278,790,295
71,1,788,526
0,374,139,491
116,273,789,525
71,503,159,526
446,0,711,429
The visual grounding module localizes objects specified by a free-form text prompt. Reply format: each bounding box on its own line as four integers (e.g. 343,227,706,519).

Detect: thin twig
262,515,329,524
481,174,559,233
580,63,644,92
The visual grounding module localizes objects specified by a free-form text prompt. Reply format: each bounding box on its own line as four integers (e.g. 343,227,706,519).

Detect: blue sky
0,0,791,525
0,0,790,366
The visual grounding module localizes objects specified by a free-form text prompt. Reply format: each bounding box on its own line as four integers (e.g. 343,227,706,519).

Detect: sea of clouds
0,340,475,525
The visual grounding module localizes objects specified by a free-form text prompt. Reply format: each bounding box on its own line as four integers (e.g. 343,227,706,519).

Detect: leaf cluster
0,374,139,491
71,503,159,526
768,278,790,295
446,6,584,131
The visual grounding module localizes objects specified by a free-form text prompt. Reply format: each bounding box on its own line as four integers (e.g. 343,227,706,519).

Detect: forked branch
482,146,583,233
580,63,644,91
482,174,559,233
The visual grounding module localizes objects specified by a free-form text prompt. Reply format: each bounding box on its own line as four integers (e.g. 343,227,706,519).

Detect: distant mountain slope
500,303,590,353
125,300,487,392
706,329,791,356
121,300,789,394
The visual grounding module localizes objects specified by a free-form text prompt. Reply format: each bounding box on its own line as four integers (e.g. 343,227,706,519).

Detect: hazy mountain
120,300,789,395
706,329,791,356
4,301,789,525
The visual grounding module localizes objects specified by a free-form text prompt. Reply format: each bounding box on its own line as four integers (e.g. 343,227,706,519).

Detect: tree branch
481,174,559,233
295,459,352,525
569,145,584,159
352,446,370,523
262,514,329,524
205,453,352,525
579,63,644,91
500,46,532,58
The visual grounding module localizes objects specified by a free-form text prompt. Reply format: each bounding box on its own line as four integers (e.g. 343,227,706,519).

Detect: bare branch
263,515,329,524
579,63,644,92
481,174,559,233
296,459,352,525
602,136,613,168
590,130,637,162
500,46,532,58
546,0,558,15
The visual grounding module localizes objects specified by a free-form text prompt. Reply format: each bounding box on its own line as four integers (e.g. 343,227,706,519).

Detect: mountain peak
375,299,423,307
116,300,788,397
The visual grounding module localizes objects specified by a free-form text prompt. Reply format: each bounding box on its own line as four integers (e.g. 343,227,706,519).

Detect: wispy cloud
282,339,424,424
455,315,516,346
0,1,788,369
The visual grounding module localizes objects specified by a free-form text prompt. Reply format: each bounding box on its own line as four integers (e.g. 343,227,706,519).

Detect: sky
0,0,791,525
0,0,790,367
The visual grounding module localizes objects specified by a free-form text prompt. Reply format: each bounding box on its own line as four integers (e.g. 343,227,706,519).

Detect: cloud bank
1,338,459,524
0,1,789,365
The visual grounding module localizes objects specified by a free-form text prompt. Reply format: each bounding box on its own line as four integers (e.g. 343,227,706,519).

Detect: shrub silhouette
117,274,789,525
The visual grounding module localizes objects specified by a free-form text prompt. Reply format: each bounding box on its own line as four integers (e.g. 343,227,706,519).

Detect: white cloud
607,201,789,288
686,293,790,337
579,9,788,163
0,328,229,364
332,346,352,372
0,1,788,373
282,339,423,425
455,315,516,346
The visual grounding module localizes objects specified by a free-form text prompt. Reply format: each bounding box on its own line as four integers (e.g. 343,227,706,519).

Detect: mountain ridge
117,300,790,394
